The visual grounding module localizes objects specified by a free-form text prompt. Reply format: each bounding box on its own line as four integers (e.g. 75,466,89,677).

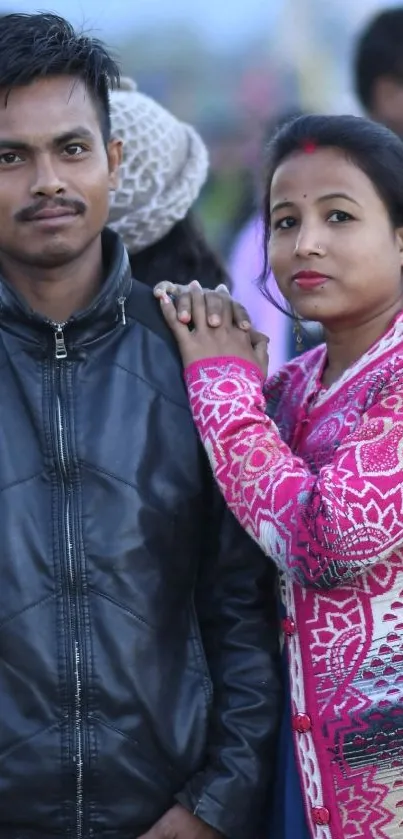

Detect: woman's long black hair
129,211,230,291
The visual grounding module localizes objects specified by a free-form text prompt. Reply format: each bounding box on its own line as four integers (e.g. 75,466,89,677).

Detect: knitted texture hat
108,78,209,253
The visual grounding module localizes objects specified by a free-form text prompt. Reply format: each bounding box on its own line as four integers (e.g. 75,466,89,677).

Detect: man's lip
29,207,77,220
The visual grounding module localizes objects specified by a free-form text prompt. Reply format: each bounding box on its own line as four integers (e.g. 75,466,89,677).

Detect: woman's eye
328,210,353,223
274,216,296,230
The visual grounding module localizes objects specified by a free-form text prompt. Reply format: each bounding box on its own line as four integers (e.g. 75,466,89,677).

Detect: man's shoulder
124,279,174,341
123,279,189,409
125,279,180,356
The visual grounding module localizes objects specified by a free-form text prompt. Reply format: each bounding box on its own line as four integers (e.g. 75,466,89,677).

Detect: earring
293,317,304,352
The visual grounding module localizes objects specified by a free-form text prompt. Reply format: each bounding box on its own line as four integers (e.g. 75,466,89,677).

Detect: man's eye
0,152,23,164
64,144,86,156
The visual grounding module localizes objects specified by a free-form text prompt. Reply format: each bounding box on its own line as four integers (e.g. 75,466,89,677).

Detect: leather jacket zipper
53,323,84,838
54,324,68,360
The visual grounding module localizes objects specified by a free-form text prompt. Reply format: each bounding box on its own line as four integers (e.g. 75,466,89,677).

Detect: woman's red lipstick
292,270,330,289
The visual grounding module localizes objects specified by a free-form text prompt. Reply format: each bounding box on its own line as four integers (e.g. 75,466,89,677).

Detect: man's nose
30,155,66,198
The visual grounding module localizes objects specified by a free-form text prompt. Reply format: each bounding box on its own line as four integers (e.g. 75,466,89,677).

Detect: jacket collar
0,228,133,351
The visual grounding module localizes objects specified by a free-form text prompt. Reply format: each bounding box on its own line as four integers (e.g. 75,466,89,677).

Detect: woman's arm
185,356,403,589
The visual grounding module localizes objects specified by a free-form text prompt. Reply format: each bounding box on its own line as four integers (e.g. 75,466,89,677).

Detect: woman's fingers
250,329,270,376
215,284,251,330
154,281,253,330
201,286,232,328
154,280,201,324
188,285,212,332
158,294,191,347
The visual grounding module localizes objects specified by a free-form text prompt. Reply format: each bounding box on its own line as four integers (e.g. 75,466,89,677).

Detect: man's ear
107,138,123,190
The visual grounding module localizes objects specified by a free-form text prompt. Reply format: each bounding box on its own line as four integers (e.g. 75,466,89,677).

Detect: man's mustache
15,197,87,222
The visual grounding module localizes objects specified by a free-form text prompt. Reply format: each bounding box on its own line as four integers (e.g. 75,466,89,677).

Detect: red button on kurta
282,617,297,636
312,807,331,826
292,713,312,733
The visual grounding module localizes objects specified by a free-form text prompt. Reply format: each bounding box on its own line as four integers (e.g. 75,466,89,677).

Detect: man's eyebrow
53,127,95,144
0,127,95,151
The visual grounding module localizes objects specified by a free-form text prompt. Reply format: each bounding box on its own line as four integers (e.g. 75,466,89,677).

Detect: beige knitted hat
108,78,209,254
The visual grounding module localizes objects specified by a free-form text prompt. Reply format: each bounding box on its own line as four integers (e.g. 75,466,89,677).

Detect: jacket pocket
189,601,214,712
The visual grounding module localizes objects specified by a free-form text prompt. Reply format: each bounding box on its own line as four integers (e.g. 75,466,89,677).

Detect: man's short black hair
354,8,403,111
0,13,120,142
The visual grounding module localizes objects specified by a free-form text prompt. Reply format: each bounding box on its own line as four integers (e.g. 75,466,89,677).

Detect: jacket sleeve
184,356,403,590
176,460,282,839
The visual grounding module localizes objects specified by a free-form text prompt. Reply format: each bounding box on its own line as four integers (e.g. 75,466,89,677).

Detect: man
0,12,280,839
354,6,403,139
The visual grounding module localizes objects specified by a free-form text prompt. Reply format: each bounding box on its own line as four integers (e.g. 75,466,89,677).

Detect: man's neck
0,238,104,323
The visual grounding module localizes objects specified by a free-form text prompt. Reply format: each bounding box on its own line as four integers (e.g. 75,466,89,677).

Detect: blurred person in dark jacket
354,6,403,139
0,12,281,839
109,78,229,291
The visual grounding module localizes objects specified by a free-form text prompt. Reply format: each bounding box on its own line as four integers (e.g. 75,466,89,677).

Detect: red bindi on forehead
301,140,317,154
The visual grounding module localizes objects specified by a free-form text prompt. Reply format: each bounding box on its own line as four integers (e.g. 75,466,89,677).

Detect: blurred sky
2,0,280,45
3,0,402,46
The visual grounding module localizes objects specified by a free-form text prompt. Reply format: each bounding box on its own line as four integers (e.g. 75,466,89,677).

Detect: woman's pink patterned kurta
184,314,403,839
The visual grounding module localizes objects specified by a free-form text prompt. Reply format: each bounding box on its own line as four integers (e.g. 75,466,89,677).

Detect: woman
108,77,228,289
155,114,403,839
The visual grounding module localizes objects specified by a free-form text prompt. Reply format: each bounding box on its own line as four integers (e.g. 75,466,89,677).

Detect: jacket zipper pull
54,325,67,360
118,296,126,326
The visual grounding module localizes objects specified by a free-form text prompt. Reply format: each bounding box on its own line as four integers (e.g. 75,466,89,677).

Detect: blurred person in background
354,6,403,139
108,78,229,290
196,119,256,259
228,111,305,375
